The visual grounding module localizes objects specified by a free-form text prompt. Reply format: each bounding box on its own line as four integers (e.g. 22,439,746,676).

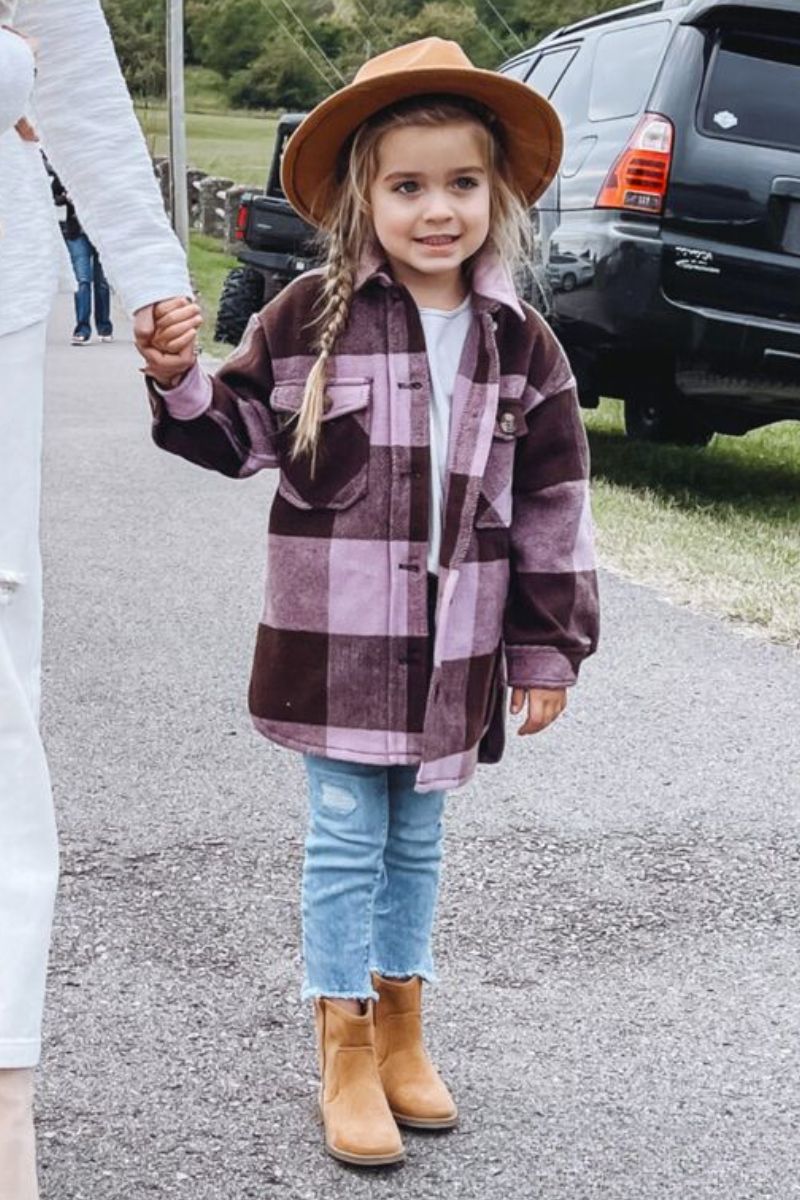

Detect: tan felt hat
281,37,563,228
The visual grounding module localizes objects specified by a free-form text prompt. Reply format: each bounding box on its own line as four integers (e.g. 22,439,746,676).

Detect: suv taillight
235,199,250,240
596,114,674,215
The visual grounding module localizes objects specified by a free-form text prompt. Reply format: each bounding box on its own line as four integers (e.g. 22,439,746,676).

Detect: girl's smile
369,122,491,308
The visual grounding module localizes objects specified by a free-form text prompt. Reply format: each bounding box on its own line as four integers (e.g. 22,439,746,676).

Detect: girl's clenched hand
152,297,203,353
136,297,203,390
509,687,567,735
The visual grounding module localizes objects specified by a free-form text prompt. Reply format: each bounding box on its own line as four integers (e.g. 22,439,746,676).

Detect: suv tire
624,385,713,447
214,267,266,345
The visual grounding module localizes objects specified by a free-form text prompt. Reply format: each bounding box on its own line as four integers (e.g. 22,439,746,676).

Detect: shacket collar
354,245,525,322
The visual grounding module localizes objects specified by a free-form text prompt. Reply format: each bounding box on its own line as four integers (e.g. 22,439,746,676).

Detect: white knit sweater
0,0,191,337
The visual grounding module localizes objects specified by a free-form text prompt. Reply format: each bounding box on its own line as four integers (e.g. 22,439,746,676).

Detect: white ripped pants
0,319,59,1068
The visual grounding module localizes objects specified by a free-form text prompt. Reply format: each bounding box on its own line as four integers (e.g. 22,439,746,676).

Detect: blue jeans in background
65,233,112,338
301,756,446,1001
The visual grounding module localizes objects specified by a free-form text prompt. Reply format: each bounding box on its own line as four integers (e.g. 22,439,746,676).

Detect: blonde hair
292,95,533,464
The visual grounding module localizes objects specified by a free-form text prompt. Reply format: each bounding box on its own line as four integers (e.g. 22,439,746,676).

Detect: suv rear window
503,56,534,82
589,21,670,121
699,31,800,153
526,47,578,97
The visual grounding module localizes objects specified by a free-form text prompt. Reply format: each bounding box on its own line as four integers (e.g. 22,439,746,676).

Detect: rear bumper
237,247,316,277
550,217,800,410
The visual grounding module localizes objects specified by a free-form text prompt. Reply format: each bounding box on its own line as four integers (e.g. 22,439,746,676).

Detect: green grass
585,401,800,645
183,65,230,113
188,232,238,358
135,102,276,186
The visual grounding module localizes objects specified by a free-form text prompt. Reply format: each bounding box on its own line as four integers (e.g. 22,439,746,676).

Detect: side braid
292,242,355,467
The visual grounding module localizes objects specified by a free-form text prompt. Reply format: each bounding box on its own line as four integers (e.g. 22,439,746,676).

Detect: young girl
140,38,599,1169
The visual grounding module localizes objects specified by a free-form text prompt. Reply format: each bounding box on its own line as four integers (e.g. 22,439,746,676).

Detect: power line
256,0,338,90
273,0,348,85
481,0,525,50
452,0,509,57
349,0,393,51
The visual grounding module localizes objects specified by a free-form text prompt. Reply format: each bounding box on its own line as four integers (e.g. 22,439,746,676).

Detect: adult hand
509,686,567,735
14,116,37,142
1,25,38,55
132,303,158,354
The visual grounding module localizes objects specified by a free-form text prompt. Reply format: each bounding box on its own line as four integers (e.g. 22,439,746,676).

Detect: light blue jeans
301,756,446,1001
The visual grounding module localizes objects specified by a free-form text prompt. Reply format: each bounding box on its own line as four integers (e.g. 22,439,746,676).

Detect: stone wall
153,157,260,248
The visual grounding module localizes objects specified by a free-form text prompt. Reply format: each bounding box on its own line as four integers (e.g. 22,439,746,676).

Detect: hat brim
281,66,563,227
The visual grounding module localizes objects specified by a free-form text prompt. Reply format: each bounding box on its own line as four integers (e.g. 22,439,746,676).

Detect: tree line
105,0,621,110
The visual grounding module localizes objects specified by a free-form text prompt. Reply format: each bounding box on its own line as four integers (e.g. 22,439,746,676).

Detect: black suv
501,0,800,443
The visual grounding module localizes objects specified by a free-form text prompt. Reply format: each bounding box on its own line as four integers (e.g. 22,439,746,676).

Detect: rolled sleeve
149,362,213,421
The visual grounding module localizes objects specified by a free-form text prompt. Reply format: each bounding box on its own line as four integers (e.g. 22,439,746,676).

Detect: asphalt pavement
37,294,800,1199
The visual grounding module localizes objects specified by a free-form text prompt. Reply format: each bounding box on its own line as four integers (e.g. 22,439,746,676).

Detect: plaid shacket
146,249,599,792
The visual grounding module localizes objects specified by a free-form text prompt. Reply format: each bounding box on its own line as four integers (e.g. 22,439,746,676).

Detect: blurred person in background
50,167,114,344
0,2,196,1196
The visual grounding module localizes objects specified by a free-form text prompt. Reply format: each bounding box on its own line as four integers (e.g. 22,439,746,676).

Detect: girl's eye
393,180,420,195
454,176,479,190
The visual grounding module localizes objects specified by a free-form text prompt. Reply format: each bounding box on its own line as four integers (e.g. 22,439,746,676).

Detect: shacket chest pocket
271,379,372,510
474,402,528,529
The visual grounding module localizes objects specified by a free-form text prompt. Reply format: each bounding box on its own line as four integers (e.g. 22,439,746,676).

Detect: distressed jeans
65,233,112,338
301,756,446,1001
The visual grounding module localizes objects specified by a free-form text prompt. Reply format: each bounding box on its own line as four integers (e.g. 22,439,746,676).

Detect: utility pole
166,0,189,249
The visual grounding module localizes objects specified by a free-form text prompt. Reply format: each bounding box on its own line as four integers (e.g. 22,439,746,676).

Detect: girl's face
369,120,492,305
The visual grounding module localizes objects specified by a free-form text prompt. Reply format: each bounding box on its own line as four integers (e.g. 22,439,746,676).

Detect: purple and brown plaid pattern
146,250,599,792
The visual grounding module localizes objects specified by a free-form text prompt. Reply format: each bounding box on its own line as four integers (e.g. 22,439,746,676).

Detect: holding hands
134,296,203,389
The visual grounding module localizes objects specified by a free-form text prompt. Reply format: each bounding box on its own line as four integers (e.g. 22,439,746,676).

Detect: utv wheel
214,267,266,345
624,387,713,447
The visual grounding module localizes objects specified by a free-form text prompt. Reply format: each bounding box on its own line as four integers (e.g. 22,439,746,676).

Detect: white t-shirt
418,294,473,575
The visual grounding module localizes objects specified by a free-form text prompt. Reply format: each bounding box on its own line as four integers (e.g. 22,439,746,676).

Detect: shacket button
499,411,516,435
410,381,422,390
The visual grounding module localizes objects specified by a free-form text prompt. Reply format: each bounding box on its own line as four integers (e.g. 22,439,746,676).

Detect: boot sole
326,1144,406,1167
392,1110,459,1131
317,1091,406,1166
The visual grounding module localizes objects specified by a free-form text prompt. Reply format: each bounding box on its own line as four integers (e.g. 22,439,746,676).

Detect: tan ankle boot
372,974,458,1130
314,999,405,1166
0,1069,39,1200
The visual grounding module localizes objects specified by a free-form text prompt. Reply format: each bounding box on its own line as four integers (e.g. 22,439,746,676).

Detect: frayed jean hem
370,965,437,986
301,985,380,1003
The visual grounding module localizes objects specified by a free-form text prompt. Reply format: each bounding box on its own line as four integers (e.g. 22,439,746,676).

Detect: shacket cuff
505,645,583,689
151,361,213,421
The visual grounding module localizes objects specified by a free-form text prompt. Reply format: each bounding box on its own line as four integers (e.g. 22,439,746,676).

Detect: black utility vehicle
214,114,315,345
501,0,800,443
